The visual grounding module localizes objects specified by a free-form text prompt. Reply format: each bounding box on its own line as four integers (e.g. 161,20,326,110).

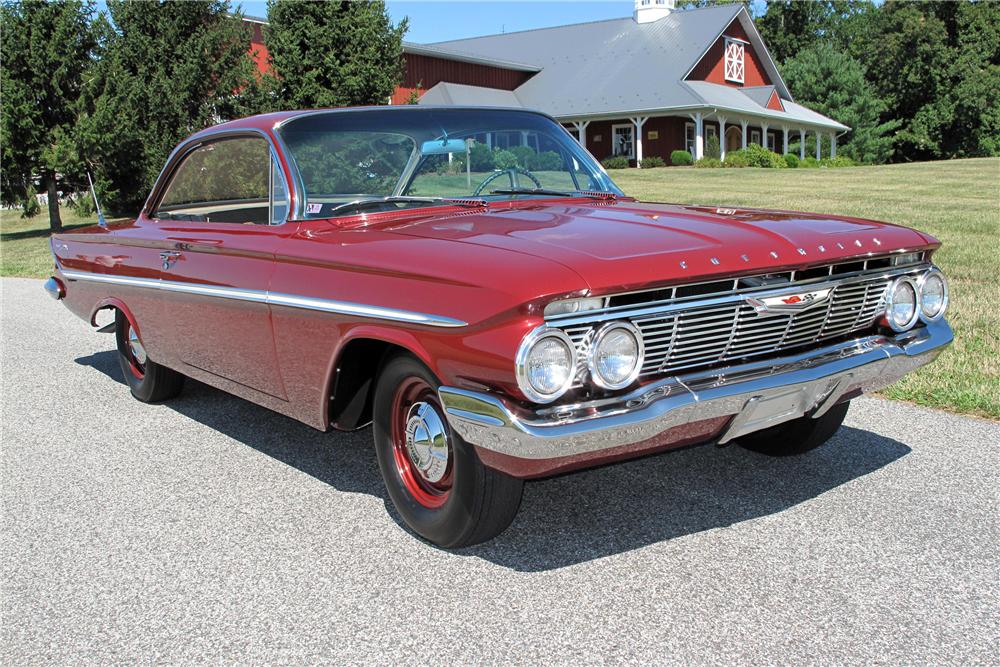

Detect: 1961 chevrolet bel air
47,107,952,547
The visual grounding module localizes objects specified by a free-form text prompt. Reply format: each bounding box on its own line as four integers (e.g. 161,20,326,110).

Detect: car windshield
276,108,623,219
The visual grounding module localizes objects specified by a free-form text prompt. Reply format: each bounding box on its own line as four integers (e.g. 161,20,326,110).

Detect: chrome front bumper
439,320,952,464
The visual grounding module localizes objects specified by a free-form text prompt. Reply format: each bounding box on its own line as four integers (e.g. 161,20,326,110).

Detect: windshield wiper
325,196,484,217
490,188,617,200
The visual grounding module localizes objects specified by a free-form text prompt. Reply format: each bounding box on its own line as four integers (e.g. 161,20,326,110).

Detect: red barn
244,0,847,166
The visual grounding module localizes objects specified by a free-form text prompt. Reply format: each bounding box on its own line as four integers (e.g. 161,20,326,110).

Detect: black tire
373,353,523,548
114,309,184,403
737,400,850,457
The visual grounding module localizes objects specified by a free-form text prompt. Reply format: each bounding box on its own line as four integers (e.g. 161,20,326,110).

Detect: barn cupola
634,0,674,23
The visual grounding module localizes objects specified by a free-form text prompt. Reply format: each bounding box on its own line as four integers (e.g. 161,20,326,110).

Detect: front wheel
737,400,850,457
373,353,523,548
115,309,184,403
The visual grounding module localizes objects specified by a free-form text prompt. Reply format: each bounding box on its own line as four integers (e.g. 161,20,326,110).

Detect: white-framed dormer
724,37,746,84
612,123,636,159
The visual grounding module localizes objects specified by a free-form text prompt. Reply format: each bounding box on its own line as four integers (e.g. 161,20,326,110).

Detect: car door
146,133,292,399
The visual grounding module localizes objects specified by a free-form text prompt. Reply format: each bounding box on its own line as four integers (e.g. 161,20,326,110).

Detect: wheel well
328,338,408,431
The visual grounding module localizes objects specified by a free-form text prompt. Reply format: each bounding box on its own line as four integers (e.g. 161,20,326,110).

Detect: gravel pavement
2,276,998,664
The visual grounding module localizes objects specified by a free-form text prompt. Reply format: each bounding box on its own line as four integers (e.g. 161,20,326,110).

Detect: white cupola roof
634,0,675,23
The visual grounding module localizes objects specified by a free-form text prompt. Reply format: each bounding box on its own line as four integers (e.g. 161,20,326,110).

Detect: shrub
509,145,536,168
823,156,856,168
528,150,563,171
639,156,666,169
737,143,787,168
784,153,799,168
704,135,721,160
601,156,630,169
670,150,693,166
468,143,494,171
694,157,723,168
492,149,518,170
722,151,750,168
800,156,821,168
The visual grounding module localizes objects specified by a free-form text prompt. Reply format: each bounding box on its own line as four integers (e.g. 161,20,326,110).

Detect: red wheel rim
390,377,453,509
121,317,146,380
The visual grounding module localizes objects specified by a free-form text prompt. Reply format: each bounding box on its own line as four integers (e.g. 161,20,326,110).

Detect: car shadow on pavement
77,350,912,572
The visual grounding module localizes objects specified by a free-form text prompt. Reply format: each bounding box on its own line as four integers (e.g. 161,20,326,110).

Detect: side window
155,137,271,225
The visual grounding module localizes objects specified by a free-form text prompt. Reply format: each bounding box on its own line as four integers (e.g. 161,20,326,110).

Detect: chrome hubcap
128,328,147,365
404,402,449,483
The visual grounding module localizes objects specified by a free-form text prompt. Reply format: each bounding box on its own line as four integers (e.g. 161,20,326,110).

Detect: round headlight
516,329,576,403
918,268,948,321
588,322,644,390
885,277,919,332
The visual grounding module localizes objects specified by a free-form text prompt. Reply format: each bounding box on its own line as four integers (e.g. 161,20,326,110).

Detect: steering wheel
472,167,543,197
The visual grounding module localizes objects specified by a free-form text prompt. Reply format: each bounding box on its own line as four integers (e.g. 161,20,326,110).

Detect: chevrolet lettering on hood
45,106,952,548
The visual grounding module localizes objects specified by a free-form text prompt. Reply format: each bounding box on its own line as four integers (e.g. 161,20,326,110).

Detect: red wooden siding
766,89,784,111
248,23,269,76
391,53,535,104
686,19,771,88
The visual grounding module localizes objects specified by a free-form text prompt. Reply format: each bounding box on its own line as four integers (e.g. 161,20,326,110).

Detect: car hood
382,200,937,295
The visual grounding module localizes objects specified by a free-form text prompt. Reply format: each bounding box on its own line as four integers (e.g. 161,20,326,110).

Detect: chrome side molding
57,269,466,328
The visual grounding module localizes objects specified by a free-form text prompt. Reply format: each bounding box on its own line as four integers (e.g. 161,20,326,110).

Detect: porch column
799,129,806,159
830,133,837,158
572,121,590,149
740,119,749,149
815,130,821,159
630,116,649,166
782,126,789,155
717,115,727,160
760,122,769,151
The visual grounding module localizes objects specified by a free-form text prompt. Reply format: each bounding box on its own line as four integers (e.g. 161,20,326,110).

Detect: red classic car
46,107,952,547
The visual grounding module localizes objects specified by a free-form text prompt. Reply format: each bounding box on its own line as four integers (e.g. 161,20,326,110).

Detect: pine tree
1,0,97,231
782,43,899,164
76,0,259,214
261,0,407,110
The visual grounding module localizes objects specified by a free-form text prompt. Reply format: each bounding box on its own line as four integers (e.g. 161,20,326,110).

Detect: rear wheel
115,309,184,403
373,353,523,548
737,400,850,457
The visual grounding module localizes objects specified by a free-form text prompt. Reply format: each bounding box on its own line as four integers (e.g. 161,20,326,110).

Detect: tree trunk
46,173,63,233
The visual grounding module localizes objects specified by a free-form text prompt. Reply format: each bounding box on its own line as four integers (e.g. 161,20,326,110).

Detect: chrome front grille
556,263,926,384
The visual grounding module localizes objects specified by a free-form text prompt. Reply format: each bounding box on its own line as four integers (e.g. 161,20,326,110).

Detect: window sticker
307,203,323,214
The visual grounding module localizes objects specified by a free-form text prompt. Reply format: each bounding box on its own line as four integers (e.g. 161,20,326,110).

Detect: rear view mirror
421,138,468,155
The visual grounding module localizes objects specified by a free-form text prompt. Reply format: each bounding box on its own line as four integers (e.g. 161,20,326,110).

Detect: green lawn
3,158,998,418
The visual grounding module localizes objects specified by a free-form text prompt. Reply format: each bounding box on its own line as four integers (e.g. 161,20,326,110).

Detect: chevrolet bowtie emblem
746,288,832,314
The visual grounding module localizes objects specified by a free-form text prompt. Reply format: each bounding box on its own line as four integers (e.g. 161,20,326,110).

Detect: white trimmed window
612,123,635,159
724,38,745,84
685,122,695,155
750,130,761,146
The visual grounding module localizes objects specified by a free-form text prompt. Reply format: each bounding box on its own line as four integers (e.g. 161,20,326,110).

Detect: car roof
196,106,548,136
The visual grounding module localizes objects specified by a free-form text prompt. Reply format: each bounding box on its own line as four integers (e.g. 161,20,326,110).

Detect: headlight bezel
515,327,577,404
587,321,645,390
917,267,948,322
884,276,921,332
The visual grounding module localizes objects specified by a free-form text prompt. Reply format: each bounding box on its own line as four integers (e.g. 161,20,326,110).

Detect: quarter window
155,136,278,225
724,38,745,84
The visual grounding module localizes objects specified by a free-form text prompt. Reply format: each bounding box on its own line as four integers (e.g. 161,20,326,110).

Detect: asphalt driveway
2,277,998,664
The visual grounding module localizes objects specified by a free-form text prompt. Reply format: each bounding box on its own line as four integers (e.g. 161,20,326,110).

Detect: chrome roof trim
59,270,467,328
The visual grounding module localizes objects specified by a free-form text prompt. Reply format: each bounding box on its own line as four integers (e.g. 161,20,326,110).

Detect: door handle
159,251,182,270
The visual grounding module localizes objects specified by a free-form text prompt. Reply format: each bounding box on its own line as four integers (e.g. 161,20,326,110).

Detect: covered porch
562,109,847,166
